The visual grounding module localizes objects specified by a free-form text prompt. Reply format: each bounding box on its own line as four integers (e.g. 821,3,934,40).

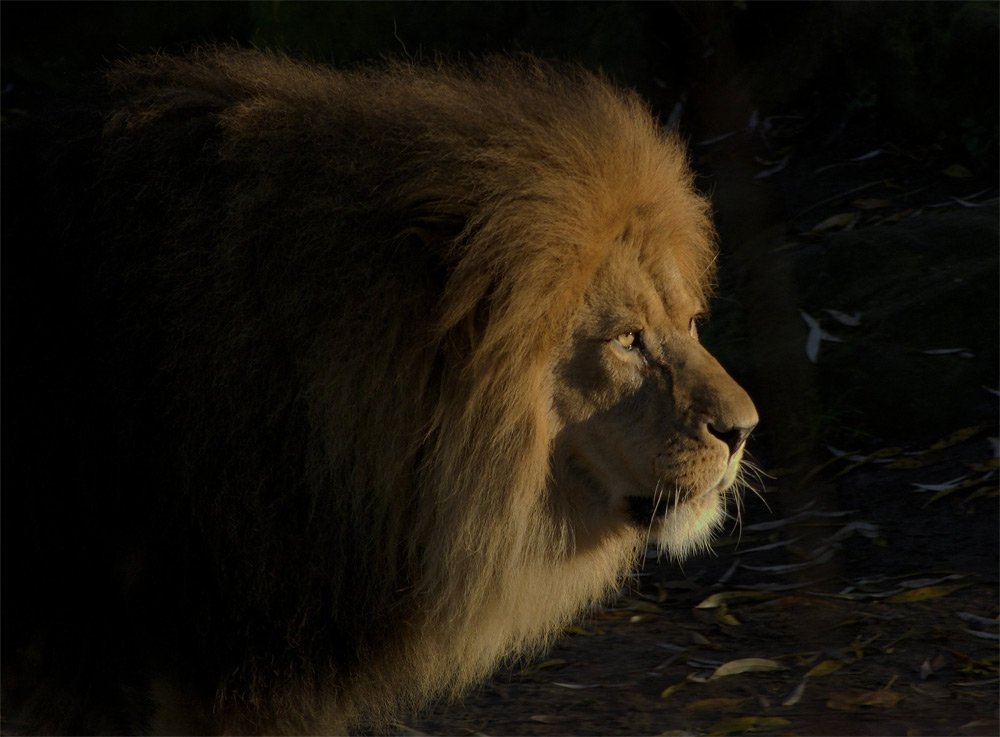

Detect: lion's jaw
552,422,745,559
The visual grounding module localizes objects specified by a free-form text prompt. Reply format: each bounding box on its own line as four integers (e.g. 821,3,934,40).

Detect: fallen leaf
622,598,664,614
920,658,935,680
660,682,687,699
833,447,907,477
826,689,902,710
955,612,999,627
683,697,748,712
927,188,994,208
695,591,781,609
930,426,987,450
754,155,790,179
706,716,791,735
781,680,806,706
690,631,714,646
710,658,785,680
826,445,864,459
951,196,993,207
656,642,688,652
715,610,741,626
551,681,599,689
950,651,998,674
847,633,881,660
942,163,973,178
882,628,921,654
870,446,905,458
968,457,1000,473
879,208,917,223
800,309,842,363
806,659,845,678
886,584,968,603
911,682,952,699
931,653,950,670
863,690,902,707
822,308,862,326
898,573,968,588
886,456,936,470
741,548,834,573
921,347,968,355
799,180,883,215
697,131,738,146
923,481,980,506
530,715,571,724
742,507,856,532
812,212,859,232
964,629,1000,641
911,476,968,492
824,521,879,543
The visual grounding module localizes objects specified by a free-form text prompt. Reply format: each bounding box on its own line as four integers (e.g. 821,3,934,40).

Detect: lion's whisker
642,479,665,567
739,456,771,512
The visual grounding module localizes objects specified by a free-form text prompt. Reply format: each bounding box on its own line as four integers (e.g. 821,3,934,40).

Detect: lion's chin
626,483,728,560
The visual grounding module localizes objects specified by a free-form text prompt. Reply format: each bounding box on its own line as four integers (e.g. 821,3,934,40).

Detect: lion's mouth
626,487,704,526
626,495,659,524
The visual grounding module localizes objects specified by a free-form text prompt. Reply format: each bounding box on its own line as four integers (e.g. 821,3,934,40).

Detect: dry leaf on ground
710,658,785,680
826,689,902,710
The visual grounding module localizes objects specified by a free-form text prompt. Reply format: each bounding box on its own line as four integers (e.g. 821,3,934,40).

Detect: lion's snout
682,342,759,461
708,421,755,458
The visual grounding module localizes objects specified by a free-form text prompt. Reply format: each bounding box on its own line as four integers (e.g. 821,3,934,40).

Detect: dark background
3,3,997,735
4,1,997,459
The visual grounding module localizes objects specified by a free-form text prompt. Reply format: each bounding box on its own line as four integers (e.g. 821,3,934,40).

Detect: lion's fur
1,48,738,734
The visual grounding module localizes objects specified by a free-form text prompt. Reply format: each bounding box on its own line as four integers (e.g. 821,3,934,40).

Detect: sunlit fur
3,49,755,735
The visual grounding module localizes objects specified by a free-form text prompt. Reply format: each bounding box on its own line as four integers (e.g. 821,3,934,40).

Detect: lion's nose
708,421,755,458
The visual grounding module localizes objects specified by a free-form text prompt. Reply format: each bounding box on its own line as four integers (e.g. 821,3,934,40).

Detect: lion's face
551,239,757,558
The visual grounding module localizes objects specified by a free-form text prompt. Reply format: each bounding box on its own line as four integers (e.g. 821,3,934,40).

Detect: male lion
1,49,757,735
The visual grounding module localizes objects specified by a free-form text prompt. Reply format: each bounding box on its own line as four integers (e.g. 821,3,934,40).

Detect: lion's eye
616,331,637,350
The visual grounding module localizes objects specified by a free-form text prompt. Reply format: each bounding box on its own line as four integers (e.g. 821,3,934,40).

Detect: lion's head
1,49,756,734
550,233,758,558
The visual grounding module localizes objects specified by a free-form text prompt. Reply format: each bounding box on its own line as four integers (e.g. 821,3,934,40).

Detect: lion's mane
1,49,717,734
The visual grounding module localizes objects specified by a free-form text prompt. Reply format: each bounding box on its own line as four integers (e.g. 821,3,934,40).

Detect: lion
0,48,757,735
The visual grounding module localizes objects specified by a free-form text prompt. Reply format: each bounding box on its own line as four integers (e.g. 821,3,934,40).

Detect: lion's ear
392,202,475,304
396,197,474,263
